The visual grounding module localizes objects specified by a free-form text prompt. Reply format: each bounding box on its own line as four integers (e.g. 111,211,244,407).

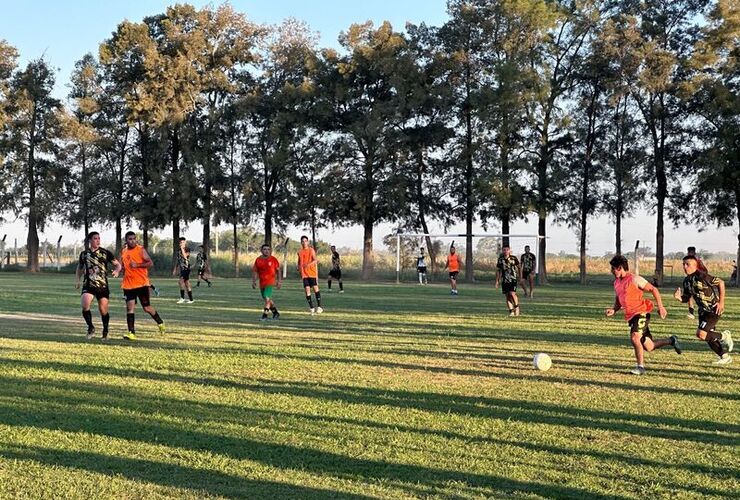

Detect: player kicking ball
75,231,121,341
605,255,681,375
252,244,282,321
674,254,733,364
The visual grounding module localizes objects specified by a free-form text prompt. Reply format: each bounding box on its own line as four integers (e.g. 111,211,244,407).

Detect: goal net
393,233,543,283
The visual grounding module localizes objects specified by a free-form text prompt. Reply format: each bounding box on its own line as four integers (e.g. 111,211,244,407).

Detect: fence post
0,235,5,270
57,235,62,271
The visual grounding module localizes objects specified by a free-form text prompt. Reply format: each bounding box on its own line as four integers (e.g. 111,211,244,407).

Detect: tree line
0,1,737,283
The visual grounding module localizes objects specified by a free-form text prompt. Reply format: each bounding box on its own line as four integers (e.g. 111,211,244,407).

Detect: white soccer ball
533,353,552,372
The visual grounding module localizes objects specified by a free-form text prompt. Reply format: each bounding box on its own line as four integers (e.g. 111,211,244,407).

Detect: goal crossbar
395,233,545,283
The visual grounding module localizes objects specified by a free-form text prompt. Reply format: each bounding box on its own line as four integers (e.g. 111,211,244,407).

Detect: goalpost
394,232,545,283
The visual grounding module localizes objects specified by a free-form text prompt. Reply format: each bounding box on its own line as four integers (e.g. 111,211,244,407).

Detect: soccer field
0,273,737,499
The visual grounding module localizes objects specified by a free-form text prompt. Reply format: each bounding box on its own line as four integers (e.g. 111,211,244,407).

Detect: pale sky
0,1,737,255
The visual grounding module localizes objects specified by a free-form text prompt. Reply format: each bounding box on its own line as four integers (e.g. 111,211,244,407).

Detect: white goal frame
395,233,545,283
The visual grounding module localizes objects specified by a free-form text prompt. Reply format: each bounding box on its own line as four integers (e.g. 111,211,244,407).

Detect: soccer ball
533,353,552,372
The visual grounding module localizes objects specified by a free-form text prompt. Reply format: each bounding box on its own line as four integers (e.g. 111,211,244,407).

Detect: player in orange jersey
120,231,165,341
297,235,322,315
444,245,461,295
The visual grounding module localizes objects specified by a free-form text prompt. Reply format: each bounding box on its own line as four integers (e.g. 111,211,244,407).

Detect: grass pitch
0,273,737,499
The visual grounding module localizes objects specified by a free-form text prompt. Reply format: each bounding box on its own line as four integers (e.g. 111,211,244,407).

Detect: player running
172,237,194,304
495,246,522,316
252,244,282,321
416,247,428,285
121,231,165,341
674,254,734,365
685,246,707,320
605,255,680,375
195,245,212,287
444,246,461,295
520,245,536,298
75,231,121,341
327,245,344,293
297,235,323,315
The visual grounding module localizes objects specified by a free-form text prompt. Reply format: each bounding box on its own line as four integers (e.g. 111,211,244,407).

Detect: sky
0,1,737,256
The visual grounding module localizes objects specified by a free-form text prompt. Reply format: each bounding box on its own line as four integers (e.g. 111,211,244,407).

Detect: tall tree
316,21,408,279
527,0,595,285
681,0,739,280
603,0,709,284
0,40,19,215
4,59,64,271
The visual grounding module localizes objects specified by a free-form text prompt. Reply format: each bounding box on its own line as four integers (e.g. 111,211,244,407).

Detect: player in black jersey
327,245,344,293
75,232,121,340
195,245,212,287
172,237,194,303
519,245,536,298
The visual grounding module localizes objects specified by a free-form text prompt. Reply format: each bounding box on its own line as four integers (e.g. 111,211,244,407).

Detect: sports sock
328,280,332,289
196,281,200,287
339,281,343,291
151,312,163,324
706,330,724,356
180,289,185,299
82,310,93,329
270,306,279,315
205,278,211,285
262,307,269,318
101,313,110,332
315,291,321,307
688,306,695,315
126,313,135,332
306,295,314,309
187,290,193,301
419,273,423,284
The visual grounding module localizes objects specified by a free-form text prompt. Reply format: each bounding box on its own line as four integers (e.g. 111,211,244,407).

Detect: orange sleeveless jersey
447,253,460,272
298,247,318,278
614,273,653,321
121,245,151,289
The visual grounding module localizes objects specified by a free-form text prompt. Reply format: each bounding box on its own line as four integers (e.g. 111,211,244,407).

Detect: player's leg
528,274,535,298
338,270,344,292
124,292,137,339
178,276,186,303
81,292,95,337
141,287,165,333
313,283,322,312
97,296,110,339
304,280,314,312
511,291,520,316
184,273,193,303
260,287,271,320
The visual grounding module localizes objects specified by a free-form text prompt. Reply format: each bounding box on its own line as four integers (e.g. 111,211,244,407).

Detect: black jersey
78,248,116,290
520,252,536,272
177,249,191,270
331,251,341,271
196,251,207,271
497,254,520,284
681,271,722,315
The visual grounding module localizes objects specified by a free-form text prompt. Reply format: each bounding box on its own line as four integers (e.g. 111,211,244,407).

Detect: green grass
0,273,737,499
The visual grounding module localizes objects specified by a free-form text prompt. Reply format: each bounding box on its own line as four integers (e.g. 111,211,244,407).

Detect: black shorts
124,286,151,307
302,277,318,287
180,269,191,280
329,269,342,280
198,268,206,277
523,270,533,280
698,311,720,332
417,266,427,274
449,271,459,280
628,313,653,341
502,281,517,294
81,287,110,301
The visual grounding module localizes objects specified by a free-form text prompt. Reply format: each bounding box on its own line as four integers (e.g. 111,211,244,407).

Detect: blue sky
0,1,737,254
0,0,449,99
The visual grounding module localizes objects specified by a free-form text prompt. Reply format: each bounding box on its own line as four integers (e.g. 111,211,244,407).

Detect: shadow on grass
0,391,634,500
0,445,372,500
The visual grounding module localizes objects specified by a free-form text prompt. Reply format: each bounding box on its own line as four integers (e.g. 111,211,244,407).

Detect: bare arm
111,259,122,277
605,296,621,317
715,280,725,314
643,282,667,319
75,262,82,288
252,267,258,289
138,248,154,269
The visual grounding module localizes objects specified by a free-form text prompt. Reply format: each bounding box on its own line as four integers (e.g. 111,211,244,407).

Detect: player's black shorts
628,313,653,344
501,281,517,294
198,268,206,277
417,266,427,274
523,269,533,280
81,287,110,300
329,269,342,280
180,269,191,280
449,271,459,280
124,286,151,307
698,311,720,332
302,277,318,287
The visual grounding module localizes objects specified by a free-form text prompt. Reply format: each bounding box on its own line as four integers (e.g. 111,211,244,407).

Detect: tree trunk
115,217,122,255
232,220,239,277
26,105,39,272
143,225,149,250
170,127,181,265
310,209,317,250
416,151,435,276
538,214,547,284
654,155,666,286
464,106,474,282
202,182,211,256
82,145,89,249
361,216,374,280
264,196,273,248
